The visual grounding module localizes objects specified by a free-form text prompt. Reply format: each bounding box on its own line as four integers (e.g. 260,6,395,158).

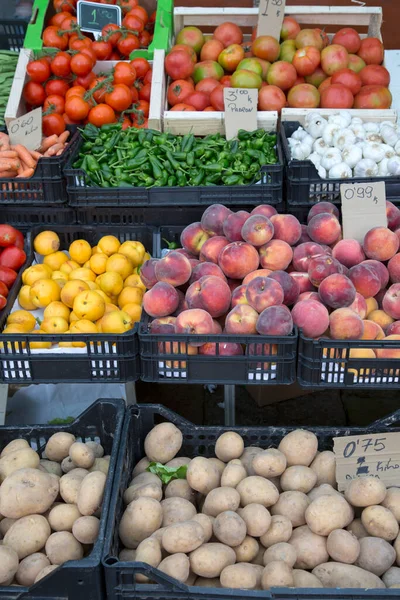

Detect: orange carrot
17,168,34,178
0,160,19,171
56,149,64,155
0,151,18,159
0,133,10,147
45,143,64,157
39,135,58,152
11,145,36,169
58,131,70,144
29,150,42,161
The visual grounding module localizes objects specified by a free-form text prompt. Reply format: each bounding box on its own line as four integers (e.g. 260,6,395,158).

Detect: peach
307,202,340,222
251,205,277,219
386,201,400,231
143,282,179,318
201,203,232,236
155,251,192,287
386,321,400,336
189,258,200,269
308,255,344,287
213,319,222,333
175,308,214,341
363,227,399,262
368,309,394,332
225,304,258,334
366,296,379,315
332,239,365,268
189,262,226,285
199,236,229,263
374,289,386,309
256,305,293,335
198,342,243,356
293,242,325,272
329,307,364,340
173,290,188,316
218,241,260,279
140,258,159,289
243,269,272,284
161,341,198,369
344,348,376,378
259,240,293,271
348,292,368,319
396,228,400,245
185,275,231,318
362,260,389,290
361,320,385,340
231,284,248,308
180,222,210,256
289,272,315,293
241,215,274,247
298,225,312,245
291,299,330,338
268,270,300,306
375,334,400,359
175,248,196,260
227,278,242,293
297,291,321,303
383,284,400,320
349,264,381,298
307,213,341,245
388,254,400,283
149,316,177,334
223,211,250,242
270,214,301,245
318,273,356,308
246,276,284,313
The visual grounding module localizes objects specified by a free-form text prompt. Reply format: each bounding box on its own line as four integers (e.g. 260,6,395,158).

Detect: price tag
341,181,387,244
257,0,286,39
77,0,121,38
334,432,400,492
223,88,258,141
8,107,42,151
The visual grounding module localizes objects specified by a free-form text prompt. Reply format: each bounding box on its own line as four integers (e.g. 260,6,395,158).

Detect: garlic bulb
309,152,322,167
333,128,356,150
350,123,366,142
395,140,400,155
305,113,327,138
328,162,352,179
354,158,378,178
365,132,383,144
364,122,380,134
313,138,328,156
388,156,400,176
380,121,397,131
378,158,389,176
363,142,385,163
290,139,312,160
351,117,363,127
381,144,396,159
317,165,327,179
381,124,399,147
329,112,351,128
292,127,308,141
342,145,362,169
321,148,342,171
322,123,340,146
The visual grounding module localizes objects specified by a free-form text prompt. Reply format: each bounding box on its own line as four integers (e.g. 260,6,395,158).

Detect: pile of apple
166,17,390,113
140,202,400,361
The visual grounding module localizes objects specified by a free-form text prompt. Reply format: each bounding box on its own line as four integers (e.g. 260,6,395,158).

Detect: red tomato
88,104,116,126
65,96,90,121
132,117,149,128
204,106,215,111
123,14,145,33
258,85,286,112
117,34,140,56
49,11,71,27
331,68,361,96
74,71,96,89
120,116,132,130
43,112,66,136
354,85,392,109
80,47,97,66
252,36,280,62
66,85,86,100
332,28,361,54
139,30,151,47
0,226,17,247
185,91,209,111
130,86,139,103
138,82,151,102
318,77,332,94
63,112,80,125
109,51,120,60
0,247,26,270
170,44,197,64
114,62,136,86
53,0,76,12
118,0,139,14
130,57,150,79
165,51,194,80
42,26,68,50
92,40,113,60
43,94,65,115
167,79,194,106
105,84,132,111
144,69,153,84
50,51,71,77
0,266,17,288
267,61,297,90
13,230,24,251
209,85,224,110
27,58,51,83
69,36,92,52
70,53,93,76
135,99,149,118
45,79,70,97
195,77,220,96
220,75,232,87
169,103,196,111
292,47,321,77
102,23,121,46
213,22,243,47
0,281,8,297
0,295,6,310
127,5,149,26
23,81,46,106
320,83,354,108
88,77,107,103
200,39,224,62
359,64,390,87
287,83,320,108
60,15,77,30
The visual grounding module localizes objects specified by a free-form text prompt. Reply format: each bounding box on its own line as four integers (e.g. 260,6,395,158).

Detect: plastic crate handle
131,403,195,430
123,561,190,592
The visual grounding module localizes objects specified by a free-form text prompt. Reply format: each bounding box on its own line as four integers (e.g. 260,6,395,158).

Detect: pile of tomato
0,225,26,311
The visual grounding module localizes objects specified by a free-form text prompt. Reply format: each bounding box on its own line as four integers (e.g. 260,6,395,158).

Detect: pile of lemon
2,230,149,348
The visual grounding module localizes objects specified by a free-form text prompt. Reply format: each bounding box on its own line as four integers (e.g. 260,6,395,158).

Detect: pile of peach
139,202,400,357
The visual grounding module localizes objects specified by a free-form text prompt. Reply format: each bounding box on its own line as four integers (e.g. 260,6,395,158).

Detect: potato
48,504,81,532
77,472,106,516
158,553,189,583
344,476,386,507
186,457,220,495
45,531,83,565
89,458,109,476
252,449,287,478
165,457,191,468
383,566,400,587
135,537,162,582
124,482,163,505
191,514,213,543
220,563,257,589
271,491,310,527
280,466,317,494
236,476,279,508
240,447,263,475
215,432,244,462
4,515,50,559
69,442,95,469
150,526,167,543
382,487,400,521
0,518,16,536
0,447,40,482
0,468,59,519
259,516,291,549
16,553,50,586
164,479,195,504
308,483,342,502
234,536,259,562
61,457,76,473
119,549,136,561
208,458,226,477
356,536,396,576
119,497,162,548
395,532,400,566
327,529,360,564
190,543,236,578
263,542,297,568
132,457,150,478
250,563,264,588
310,451,336,487
278,430,318,467
162,520,205,554
1,439,29,458
221,463,247,488
288,525,328,569
293,569,323,588
195,577,221,587
202,487,240,517
161,497,196,527
59,469,88,504
39,460,62,477
213,510,246,547
346,518,368,539
144,423,183,464
72,516,100,544
45,432,76,462
261,560,294,589
361,505,399,541
0,546,19,584
85,441,104,458
34,564,58,583
305,494,354,536
241,503,271,537
313,562,385,588
128,472,161,491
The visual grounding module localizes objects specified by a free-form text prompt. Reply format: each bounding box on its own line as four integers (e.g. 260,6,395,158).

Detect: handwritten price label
223,88,257,140
77,0,121,37
341,181,387,243
334,432,400,491
257,0,286,39
8,107,42,151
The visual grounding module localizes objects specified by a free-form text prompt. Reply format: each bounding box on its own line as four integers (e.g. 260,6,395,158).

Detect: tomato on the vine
117,33,140,56
139,30,151,47
105,83,132,111
44,94,65,115
53,0,76,13
88,77,108,103
132,117,148,128
114,62,136,86
130,57,150,79
60,15,77,30
42,112,66,136
69,35,92,51
129,6,148,25
144,68,153,84
130,86,139,103
118,0,138,14
49,11,71,27
122,14,145,33
92,40,113,60
88,104,116,126
102,24,121,47
42,26,68,50
135,99,149,117
149,11,156,26
65,96,90,121
63,112,80,125
138,82,151,102
45,78,70,97
23,81,46,106
74,71,96,89
70,52,93,76
50,51,71,77
27,59,51,83
80,47,97,67
65,85,86,100
120,115,132,130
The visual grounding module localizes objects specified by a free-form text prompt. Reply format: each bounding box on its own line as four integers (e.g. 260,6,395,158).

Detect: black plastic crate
0,19,27,51
76,206,233,227
0,397,124,600
281,121,400,208
298,331,400,389
0,224,157,383
103,403,400,600
0,206,76,232
0,130,79,205
65,135,284,209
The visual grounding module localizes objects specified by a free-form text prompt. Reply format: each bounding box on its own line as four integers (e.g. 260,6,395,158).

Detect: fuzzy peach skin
307,202,340,222
225,304,258,335
363,227,399,262
332,239,365,268
348,264,381,298
307,213,341,245
348,293,368,319
251,205,277,219
256,305,293,335
268,270,300,306
180,222,210,256
329,307,364,340
318,274,356,309
199,237,229,264
218,242,260,280
201,204,232,236
223,211,250,242
175,308,214,342
291,299,330,338
241,215,274,247
292,242,325,272
189,262,226,285
185,275,231,318
383,284,400,320
143,282,180,318
155,252,192,287
270,214,302,246
245,277,284,313
259,240,293,271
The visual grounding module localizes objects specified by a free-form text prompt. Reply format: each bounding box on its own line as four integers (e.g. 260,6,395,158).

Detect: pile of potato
0,432,109,586
118,423,400,590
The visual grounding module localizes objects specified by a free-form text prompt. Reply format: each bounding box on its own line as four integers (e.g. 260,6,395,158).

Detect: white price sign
341,181,387,244
257,0,286,39
223,88,258,140
8,107,42,151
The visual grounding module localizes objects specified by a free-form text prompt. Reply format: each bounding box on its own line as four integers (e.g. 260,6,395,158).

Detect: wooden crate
281,108,397,125
5,49,164,132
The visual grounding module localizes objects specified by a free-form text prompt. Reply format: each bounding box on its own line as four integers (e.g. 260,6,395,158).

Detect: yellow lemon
69,268,96,283
69,239,92,265
117,286,143,308
30,330,52,349
86,281,99,290
91,245,99,255
122,303,142,322
98,272,124,297
41,317,69,334
60,280,90,309
52,270,68,283
100,310,133,334
104,303,119,314
119,241,145,268
44,251,68,271
89,253,107,275
30,279,60,308
60,260,80,275
73,290,105,321
23,264,53,286
83,261,91,268
18,285,37,310
44,301,70,321
95,290,112,304
97,235,120,256
7,310,36,332
106,254,132,280
69,311,79,324
124,273,146,292
34,231,60,256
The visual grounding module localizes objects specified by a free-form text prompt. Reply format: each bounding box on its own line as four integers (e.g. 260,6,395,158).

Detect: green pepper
223,175,241,185
167,176,177,186
166,151,180,171
172,152,187,161
149,156,162,179
203,163,223,173
176,170,187,186
86,155,100,173
186,152,194,167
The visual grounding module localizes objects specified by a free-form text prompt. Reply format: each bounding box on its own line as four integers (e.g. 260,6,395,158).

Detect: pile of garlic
288,111,400,180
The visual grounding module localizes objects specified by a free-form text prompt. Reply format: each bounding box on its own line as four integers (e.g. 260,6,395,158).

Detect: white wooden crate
281,108,397,125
